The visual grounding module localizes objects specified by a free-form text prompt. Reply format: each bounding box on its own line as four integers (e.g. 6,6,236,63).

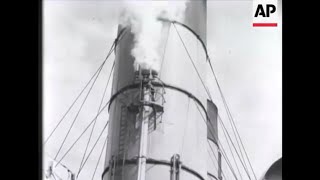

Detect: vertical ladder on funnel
116,106,128,178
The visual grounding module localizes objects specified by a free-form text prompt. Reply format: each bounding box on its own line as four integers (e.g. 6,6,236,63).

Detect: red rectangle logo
252,23,278,27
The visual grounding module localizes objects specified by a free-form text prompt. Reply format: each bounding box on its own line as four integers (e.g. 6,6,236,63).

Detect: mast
136,72,151,180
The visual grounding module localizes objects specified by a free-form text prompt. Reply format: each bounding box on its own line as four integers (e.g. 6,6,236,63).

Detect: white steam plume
119,0,188,72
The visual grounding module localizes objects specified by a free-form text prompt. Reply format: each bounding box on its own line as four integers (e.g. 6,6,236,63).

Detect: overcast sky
43,1,282,180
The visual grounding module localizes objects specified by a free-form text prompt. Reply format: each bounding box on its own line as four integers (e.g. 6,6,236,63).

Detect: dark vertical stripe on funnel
207,100,218,144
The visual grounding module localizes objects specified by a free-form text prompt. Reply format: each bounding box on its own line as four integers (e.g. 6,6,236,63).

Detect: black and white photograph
42,1,282,180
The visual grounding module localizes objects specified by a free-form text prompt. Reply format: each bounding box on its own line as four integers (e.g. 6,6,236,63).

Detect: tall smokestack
102,1,220,180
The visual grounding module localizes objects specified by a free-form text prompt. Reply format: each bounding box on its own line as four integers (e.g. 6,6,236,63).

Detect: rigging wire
218,114,253,180
208,136,238,180
179,97,190,158
207,55,257,180
51,173,57,180
43,50,111,146
54,100,111,167
207,145,228,180
219,115,244,180
174,23,232,174
159,23,171,78
207,149,221,179
53,27,128,161
47,28,128,177
91,134,108,180
78,61,115,169
207,148,228,180
173,23,213,101
76,119,109,177
173,21,255,180
44,152,73,175
194,95,249,180
208,57,249,173
205,102,251,180
208,140,236,180
44,27,127,146
47,42,115,152
204,100,252,180
174,22,250,180
193,99,238,180
168,18,257,180
53,172,62,180
53,57,107,160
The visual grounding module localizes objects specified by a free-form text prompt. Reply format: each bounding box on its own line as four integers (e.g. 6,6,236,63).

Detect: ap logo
253,0,278,27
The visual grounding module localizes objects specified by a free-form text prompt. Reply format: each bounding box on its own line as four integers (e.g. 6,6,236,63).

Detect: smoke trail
119,0,188,72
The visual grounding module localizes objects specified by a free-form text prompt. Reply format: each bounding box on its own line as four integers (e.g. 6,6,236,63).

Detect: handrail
101,157,206,180
108,81,207,119
208,172,219,180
